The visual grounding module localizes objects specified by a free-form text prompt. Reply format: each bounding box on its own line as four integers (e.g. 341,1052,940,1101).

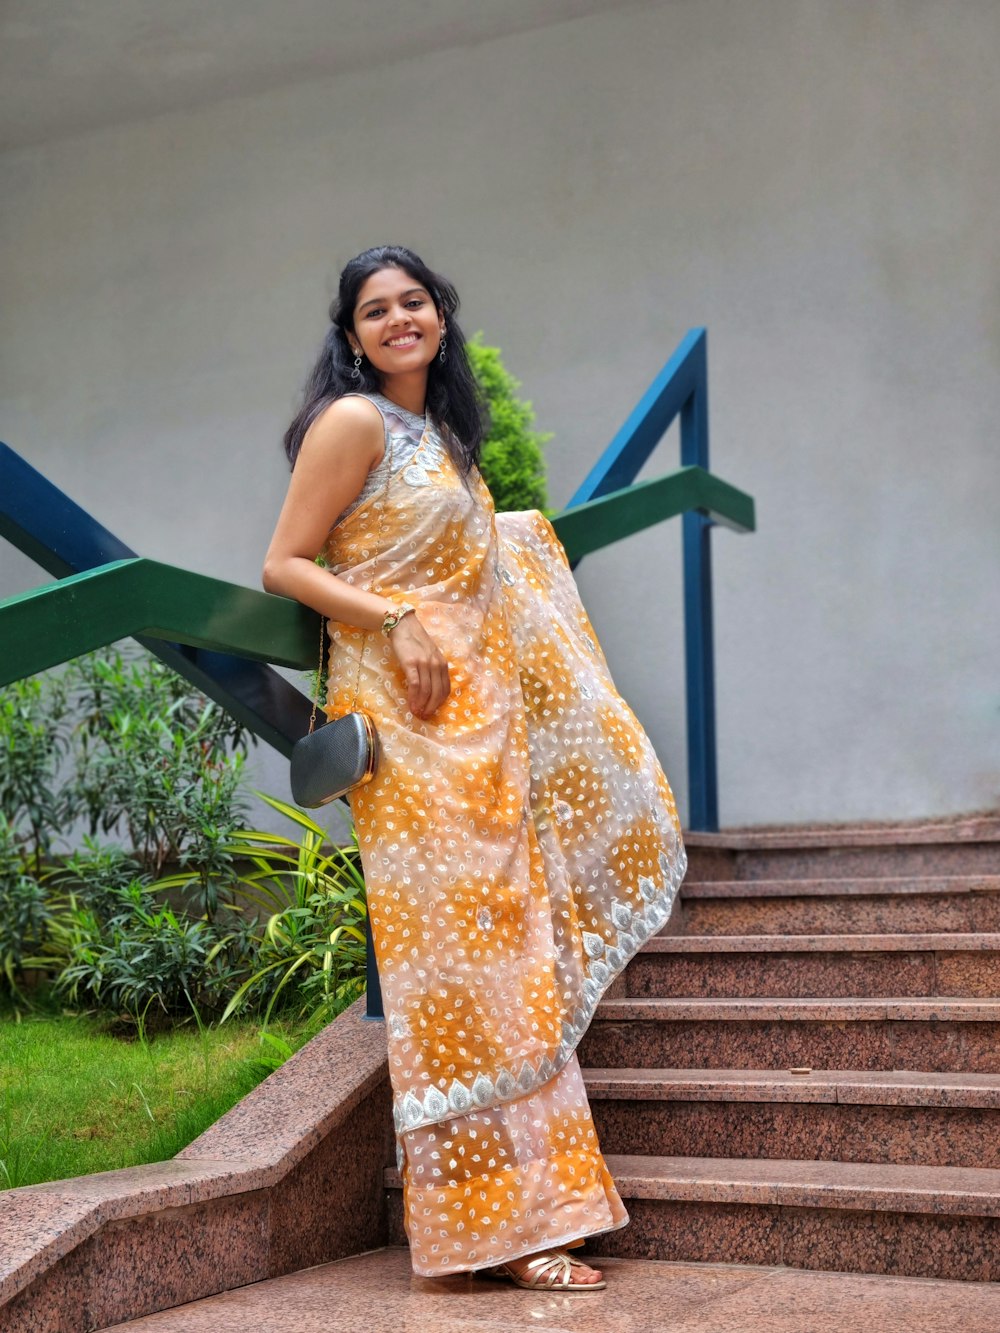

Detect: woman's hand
387,613,450,719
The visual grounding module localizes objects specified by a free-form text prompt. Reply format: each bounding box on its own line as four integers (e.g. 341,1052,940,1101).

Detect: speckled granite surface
678,883,1000,935
581,997,1000,1072
591,1094,1000,1168
629,932,1000,998
685,827,1000,882
95,1247,1000,1332
593,1198,1000,1282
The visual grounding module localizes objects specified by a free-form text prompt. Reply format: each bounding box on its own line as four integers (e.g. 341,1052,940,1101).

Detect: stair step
582,1067,1000,1168
581,997,1000,1072
677,878,1000,936
381,1151,1000,1215
682,875,1000,898
584,1066,1000,1105
384,1154,1000,1280
97,1245,1000,1329
684,821,1000,883
632,933,1000,998
604,1153,1000,1216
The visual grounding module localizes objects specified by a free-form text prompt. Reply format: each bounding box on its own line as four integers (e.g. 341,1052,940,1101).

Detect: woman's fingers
408,655,451,718
408,664,430,717
433,656,451,712
389,614,450,718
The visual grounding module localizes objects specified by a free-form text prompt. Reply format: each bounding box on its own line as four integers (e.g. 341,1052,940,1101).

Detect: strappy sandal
482,1248,607,1292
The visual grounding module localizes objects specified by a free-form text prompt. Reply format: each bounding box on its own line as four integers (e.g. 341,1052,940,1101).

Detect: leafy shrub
467,335,552,513
0,632,373,1027
0,646,258,1012
51,839,144,925
221,795,368,1025
55,893,240,1023
0,815,51,994
68,647,252,900
0,675,71,874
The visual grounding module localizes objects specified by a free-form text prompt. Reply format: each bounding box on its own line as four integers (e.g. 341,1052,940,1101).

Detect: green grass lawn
0,1011,313,1190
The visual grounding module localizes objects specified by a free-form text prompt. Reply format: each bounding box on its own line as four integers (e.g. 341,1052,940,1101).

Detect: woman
263,245,686,1292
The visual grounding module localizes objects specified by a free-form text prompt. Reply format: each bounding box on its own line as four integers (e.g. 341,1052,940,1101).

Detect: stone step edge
383,1154,1000,1219
682,820,1000,850
580,1067,1000,1108
681,876,1000,900
595,997,1000,1021
642,932,1000,954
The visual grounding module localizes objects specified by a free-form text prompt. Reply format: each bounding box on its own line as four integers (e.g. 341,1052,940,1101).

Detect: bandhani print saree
320,393,686,1276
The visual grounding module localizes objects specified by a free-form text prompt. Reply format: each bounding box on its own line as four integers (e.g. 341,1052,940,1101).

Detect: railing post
364,913,384,1020
680,350,720,832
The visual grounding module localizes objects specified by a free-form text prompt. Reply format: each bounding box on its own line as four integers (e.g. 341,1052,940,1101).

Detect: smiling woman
262,245,687,1293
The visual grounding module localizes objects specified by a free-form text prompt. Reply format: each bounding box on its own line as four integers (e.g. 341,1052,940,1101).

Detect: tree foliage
467,334,552,514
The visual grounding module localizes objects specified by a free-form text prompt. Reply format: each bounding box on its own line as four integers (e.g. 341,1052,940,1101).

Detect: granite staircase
572,824,1000,1282
388,821,1000,1282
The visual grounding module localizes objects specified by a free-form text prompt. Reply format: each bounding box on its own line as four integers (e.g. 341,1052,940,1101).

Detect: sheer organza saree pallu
320,395,686,1276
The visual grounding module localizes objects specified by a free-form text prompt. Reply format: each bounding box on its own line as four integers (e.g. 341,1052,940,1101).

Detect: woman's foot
487,1247,605,1291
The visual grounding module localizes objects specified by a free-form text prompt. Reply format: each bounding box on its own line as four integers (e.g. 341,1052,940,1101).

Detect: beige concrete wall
2,0,998,827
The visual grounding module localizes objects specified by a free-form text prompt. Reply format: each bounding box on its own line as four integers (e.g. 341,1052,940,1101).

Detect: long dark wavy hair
282,245,487,471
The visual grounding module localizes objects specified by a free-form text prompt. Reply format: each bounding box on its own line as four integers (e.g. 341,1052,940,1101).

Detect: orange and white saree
321,395,686,1275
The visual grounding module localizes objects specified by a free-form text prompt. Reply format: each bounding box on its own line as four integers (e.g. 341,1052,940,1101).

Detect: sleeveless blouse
336,391,429,523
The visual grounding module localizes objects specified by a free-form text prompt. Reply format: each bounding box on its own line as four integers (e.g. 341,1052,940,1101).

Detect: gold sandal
483,1248,607,1292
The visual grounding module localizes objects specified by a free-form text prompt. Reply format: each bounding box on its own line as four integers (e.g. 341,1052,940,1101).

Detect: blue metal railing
565,328,730,832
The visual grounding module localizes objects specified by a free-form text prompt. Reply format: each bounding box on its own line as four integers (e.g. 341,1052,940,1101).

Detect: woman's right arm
262,397,450,718
262,396,391,631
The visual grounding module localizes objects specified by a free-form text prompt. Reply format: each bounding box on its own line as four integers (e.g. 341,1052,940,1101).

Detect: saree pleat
400,1055,628,1273
320,396,685,1277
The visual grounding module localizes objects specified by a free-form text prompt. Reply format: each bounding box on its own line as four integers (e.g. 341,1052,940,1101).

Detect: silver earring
438,335,447,364
351,350,363,380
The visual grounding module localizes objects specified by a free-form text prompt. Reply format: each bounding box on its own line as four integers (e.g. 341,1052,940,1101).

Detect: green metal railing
0,462,751,690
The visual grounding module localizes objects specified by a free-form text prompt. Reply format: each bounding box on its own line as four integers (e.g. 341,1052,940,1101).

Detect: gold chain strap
307,410,422,733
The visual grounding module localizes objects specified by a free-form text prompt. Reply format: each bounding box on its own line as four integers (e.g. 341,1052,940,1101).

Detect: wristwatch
381,601,417,636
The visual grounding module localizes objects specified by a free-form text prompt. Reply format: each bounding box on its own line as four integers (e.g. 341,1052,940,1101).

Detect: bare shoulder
300,394,384,467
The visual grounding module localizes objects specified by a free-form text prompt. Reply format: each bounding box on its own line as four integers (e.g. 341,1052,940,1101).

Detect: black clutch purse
290,704,379,808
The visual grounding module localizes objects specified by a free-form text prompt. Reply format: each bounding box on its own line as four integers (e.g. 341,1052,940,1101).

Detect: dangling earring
438,333,447,364
351,348,363,380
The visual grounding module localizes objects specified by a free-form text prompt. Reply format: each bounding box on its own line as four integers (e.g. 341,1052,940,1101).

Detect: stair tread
97,1246,1000,1331
384,1154,1000,1216
603,1154,1000,1215
683,819,1000,849
597,996,1000,1020
644,932,1000,952
682,876,1000,899
580,1066,1000,1106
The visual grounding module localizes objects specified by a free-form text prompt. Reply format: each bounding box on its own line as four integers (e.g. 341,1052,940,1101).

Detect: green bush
0,646,260,1013
53,875,251,1024
51,840,144,926
467,334,552,514
0,609,393,1025
220,795,368,1026
0,815,51,994
68,647,252,902
0,675,71,874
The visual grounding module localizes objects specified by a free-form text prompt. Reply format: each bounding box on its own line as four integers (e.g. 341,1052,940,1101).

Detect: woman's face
349,266,444,381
